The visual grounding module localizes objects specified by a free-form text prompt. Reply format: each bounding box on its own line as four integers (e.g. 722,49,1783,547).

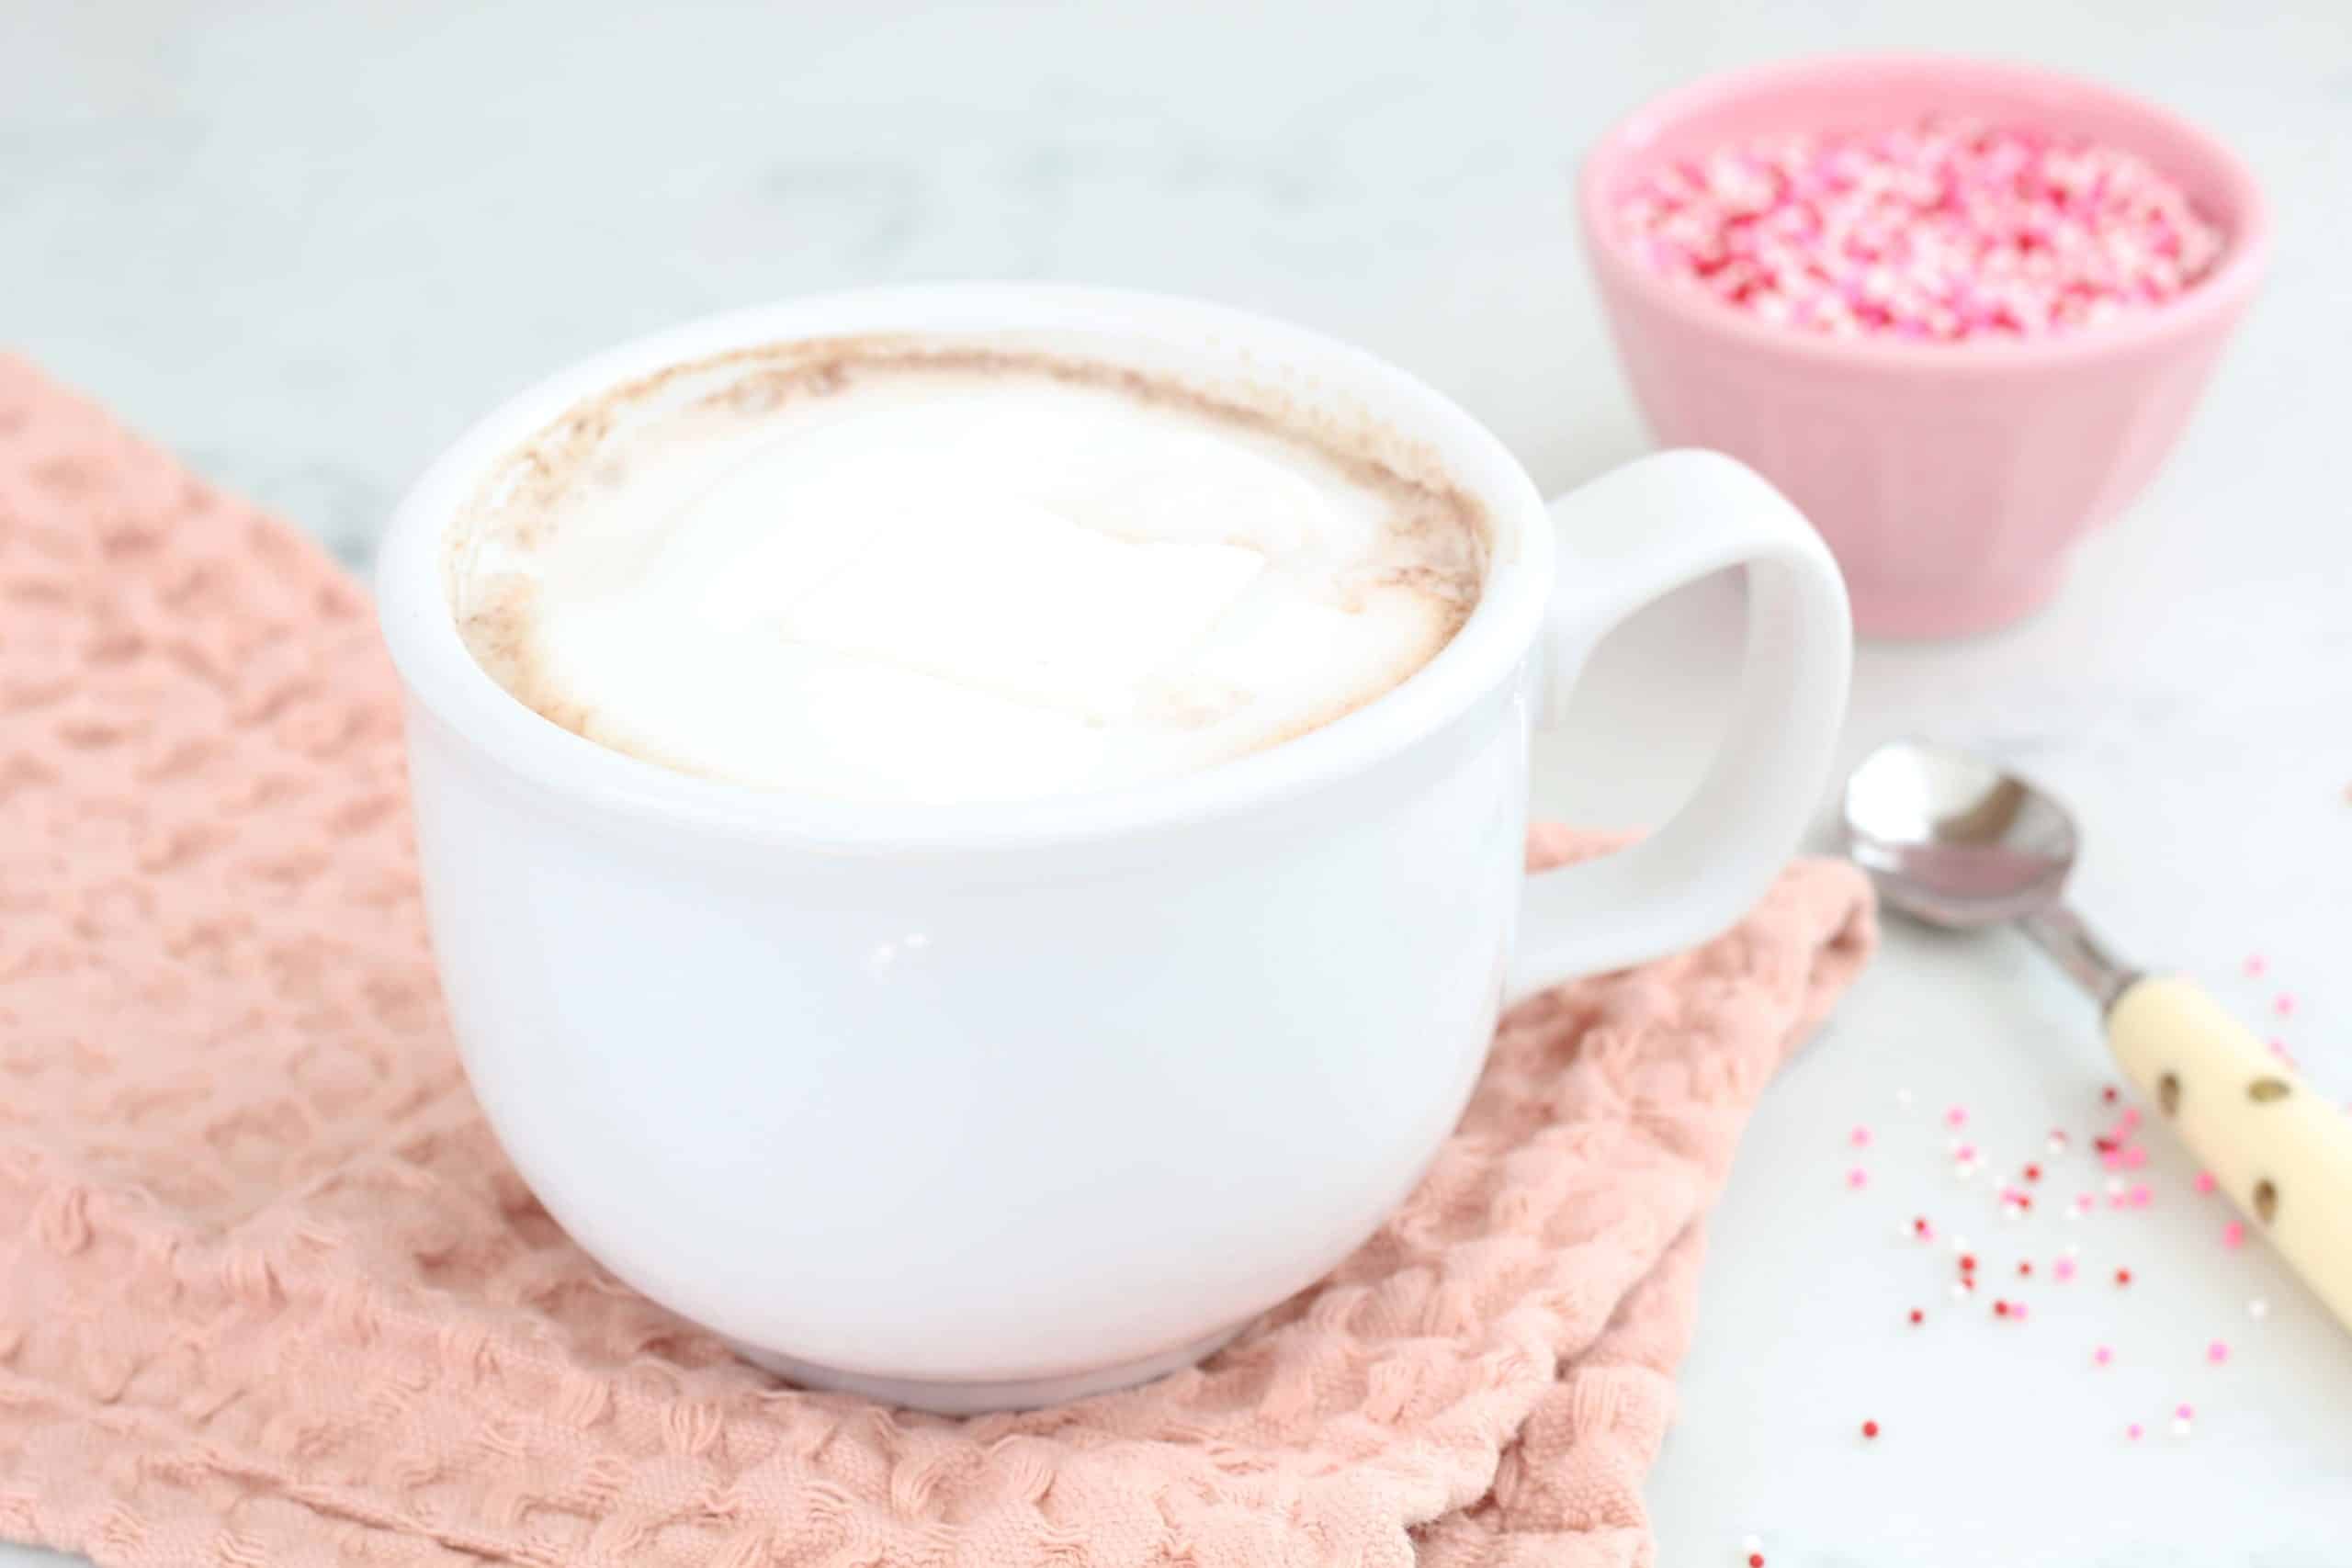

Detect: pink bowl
1578,55,2270,638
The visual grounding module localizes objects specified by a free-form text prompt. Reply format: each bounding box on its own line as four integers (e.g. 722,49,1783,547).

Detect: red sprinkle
2102,1086,2120,1105
2017,1261,2033,1277
2023,1164,2042,1183
1750,1556,1766,1568
1861,1419,1880,1439
1959,1254,1977,1273
1993,1299,2011,1317
2116,1268,2133,1287
1908,1308,1925,1325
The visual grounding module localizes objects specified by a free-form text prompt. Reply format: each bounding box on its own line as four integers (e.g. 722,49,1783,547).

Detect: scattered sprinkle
2122,1145,2149,1170
2120,1108,2143,1134
2194,1170,2217,1194
2106,1178,2126,1198
2017,1261,2033,1278
2047,1129,2070,1152
2116,1268,2133,1287
2127,1421,2144,1441
1913,1216,1934,1240
2249,1297,2270,1321
1850,1125,1873,1148
2012,1301,2030,1322
1945,1106,1969,1129
2129,1183,2153,1209
1861,1419,1880,1440
2102,1086,2120,1106
1994,1299,2011,1317
1908,1308,1925,1325
1950,1281,1970,1302
1960,1254,1978,1273
1895,1088,1916,1109
2275,993,2298,1018
2208,1339,2230,1364
2054,1257,2077,1282
2244,953,2267,977
2222,1220,2245,1249
2176,1402,2195,1420
2093,1345,2113,1367
2023,1163,2042,1183
1847,1166,1870,1190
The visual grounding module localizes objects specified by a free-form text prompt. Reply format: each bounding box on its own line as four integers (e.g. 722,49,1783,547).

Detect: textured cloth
0,355,1876,1568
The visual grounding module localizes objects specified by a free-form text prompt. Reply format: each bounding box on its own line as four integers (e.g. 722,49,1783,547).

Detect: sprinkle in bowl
1579,55,2269,638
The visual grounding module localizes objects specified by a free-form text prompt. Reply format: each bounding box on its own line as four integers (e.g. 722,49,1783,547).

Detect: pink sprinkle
2102,1149,2125,1171
2194,1170,2217,1194
2208,1340,2230,1364
2054,1258,2077,1282
2175,1403,2195,1420
2127,1422,2145,1441
2120,1108,2143,1134
2270,1039,2295,1066
2011,1302,2030,1322
2073,1193,2097,1216
2047,1129,2070,1151
1850,1124,1873,1148
2129,1184,2153,1208
2093,1345,2113,1366
2222,1220,2245,1249
1945,1106,1969,1129
1847,1166,1870,1190
2275,993,2297,1017
2122,1145,2149,1170
1614,118,2225,340
2244,953,2267,976
1954,1142,1978,1163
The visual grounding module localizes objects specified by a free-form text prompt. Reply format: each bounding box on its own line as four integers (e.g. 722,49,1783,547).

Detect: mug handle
1507,449,1851,998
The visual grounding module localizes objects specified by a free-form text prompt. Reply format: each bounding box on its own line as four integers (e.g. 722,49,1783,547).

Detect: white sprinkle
2106,1178,2126,1197
1951,1235,1972,1255
1895,1089,1916,1109
2170,1416,2193,1438
2249,1298,2271,1320
1950,1281,1970,1302
1742,1537,1764,1554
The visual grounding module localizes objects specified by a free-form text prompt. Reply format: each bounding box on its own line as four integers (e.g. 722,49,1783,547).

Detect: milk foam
450,346,1485,803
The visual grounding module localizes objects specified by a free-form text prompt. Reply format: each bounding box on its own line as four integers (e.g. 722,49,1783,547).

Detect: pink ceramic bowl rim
1577,53,2273,376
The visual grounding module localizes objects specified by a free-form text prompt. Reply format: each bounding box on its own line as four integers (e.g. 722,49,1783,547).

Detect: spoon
1840,739,2352,1333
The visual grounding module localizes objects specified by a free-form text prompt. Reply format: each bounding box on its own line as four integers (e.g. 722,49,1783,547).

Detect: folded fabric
0,356,1875,1568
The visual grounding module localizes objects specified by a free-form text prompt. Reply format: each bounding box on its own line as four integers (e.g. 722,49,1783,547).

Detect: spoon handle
2108,976,2352,1334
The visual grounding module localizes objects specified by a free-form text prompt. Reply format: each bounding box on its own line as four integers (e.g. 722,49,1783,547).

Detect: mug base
729,1319,1251,1416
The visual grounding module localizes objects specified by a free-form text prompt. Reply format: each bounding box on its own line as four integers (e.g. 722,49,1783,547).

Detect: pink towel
0,356,1876,1568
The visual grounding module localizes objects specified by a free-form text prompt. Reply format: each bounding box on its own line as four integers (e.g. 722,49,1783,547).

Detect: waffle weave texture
0,356,1875,1568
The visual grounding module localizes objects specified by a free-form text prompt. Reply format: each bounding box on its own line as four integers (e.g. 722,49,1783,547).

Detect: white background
6,1,2349,1562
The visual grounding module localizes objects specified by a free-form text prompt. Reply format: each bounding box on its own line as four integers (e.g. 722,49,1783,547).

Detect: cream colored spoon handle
2109,976,2352,1333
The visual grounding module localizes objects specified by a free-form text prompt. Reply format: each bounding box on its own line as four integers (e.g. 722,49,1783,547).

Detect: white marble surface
6,1,2350,1562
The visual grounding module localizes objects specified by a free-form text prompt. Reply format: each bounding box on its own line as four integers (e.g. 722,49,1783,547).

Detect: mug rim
373,283,1555,853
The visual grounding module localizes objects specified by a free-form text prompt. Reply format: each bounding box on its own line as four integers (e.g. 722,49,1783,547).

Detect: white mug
374,285,1849,1415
